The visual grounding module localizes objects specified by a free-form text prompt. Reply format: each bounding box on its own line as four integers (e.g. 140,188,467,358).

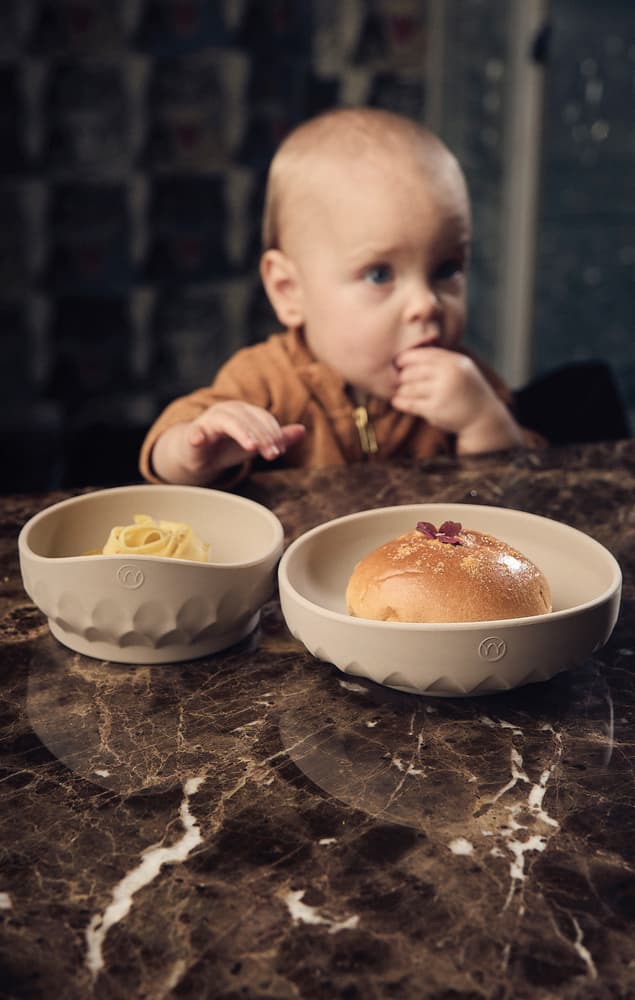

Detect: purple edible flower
416,520,437,539
437,533,463,545
416,519,464,545
439,520,462,536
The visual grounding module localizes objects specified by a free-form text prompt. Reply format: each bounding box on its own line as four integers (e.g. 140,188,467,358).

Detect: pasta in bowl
94,514,210,562
19,484,283,664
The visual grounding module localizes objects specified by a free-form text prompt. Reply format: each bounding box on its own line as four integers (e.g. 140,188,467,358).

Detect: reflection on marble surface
277,660,618,917
18,623,629,994
2,441,635,998
26,629,266,795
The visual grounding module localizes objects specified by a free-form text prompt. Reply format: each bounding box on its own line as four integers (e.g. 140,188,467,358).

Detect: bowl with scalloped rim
278,503,622,696
19,484,284,664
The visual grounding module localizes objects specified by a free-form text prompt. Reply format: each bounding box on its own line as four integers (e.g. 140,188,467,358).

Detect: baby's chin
349,374,397,401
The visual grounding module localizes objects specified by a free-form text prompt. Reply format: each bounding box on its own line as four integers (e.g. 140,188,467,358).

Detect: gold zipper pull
353,404,378,455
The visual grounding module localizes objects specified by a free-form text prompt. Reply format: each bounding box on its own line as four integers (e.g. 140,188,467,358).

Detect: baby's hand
392,346,493,431
391,346,524,453
153,401,305,484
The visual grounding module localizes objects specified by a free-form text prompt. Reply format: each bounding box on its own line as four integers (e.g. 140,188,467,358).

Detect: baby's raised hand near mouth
152,401,306,485
391,345,525,454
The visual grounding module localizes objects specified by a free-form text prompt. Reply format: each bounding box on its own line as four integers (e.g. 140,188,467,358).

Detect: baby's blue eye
434,259,464,281
364,264,393,285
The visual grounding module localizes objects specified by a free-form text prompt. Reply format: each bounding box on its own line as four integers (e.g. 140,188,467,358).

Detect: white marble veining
449,838,474,856
282,889,359,934
471,716,563,912
84,776,206,979
571,915,598,980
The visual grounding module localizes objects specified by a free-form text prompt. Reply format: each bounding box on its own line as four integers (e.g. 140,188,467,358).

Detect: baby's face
285,150,471,399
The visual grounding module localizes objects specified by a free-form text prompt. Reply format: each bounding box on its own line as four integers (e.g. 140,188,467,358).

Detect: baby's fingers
189,411,259,460
207,407,287,460
244,419,287,460
245,420,305,461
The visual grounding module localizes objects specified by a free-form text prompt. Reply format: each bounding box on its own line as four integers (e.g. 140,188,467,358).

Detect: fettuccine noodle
97,514,209,562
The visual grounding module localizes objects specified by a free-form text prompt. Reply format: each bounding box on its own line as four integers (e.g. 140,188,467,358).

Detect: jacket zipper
352,402,378,455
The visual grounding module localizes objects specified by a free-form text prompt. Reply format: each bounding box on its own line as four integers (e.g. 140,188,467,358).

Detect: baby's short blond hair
261,106,462,251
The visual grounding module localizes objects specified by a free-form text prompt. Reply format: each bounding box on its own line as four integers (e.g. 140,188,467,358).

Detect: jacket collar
284,328,392,418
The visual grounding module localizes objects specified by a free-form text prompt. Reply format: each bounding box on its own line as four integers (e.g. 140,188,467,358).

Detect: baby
140,106,539,486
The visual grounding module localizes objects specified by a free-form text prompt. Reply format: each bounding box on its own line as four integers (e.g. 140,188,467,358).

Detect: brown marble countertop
1,440,635,1000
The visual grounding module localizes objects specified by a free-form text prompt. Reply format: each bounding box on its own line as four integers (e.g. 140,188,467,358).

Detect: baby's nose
404,280,441,324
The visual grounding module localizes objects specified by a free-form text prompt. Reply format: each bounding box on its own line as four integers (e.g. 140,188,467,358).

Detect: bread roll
346,520,552,623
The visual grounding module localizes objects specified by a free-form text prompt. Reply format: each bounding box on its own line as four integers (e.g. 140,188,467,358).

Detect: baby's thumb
188,426,207,448
281,423,306,447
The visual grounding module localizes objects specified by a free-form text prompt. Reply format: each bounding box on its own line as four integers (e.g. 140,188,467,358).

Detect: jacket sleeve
468,349,547,449
139,345,276,483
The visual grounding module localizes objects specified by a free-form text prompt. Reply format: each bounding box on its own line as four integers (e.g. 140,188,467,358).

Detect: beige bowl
278,503,622,696
19,484,284,664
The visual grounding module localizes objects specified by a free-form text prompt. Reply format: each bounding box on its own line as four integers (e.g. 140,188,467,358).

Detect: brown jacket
140,329,533,483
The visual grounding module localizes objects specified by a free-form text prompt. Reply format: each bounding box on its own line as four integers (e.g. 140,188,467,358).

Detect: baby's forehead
289,120,463,194
287,141,467,217
279,161,469,259
271,117,469,250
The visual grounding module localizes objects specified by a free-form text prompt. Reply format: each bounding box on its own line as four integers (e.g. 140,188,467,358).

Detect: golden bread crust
345,528,552,623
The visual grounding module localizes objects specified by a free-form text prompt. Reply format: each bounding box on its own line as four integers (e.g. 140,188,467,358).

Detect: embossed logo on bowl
116,564,145,590
478,636,507,661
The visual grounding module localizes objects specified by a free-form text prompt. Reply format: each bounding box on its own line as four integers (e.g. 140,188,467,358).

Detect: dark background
1,0,633,493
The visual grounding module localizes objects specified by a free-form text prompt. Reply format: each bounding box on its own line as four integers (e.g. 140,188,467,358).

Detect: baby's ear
260,250,305,327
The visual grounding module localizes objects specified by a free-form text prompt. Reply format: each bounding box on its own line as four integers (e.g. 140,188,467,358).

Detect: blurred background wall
1,0,633,492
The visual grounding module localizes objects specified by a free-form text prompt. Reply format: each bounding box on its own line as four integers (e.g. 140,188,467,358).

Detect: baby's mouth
392,336,440,371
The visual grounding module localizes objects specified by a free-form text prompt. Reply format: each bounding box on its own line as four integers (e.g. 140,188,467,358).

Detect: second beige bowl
278,503,622,696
